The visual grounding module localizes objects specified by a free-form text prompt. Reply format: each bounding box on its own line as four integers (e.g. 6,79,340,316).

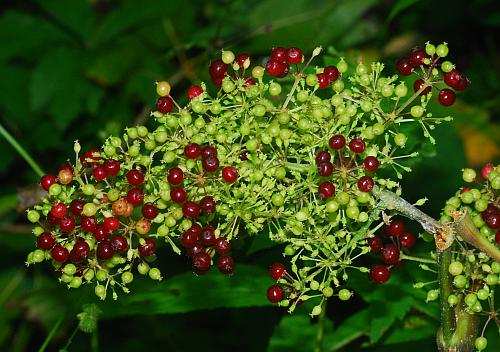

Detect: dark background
0,0,498,351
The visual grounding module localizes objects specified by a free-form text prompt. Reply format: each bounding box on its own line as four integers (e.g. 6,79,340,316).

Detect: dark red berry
413,79,431,95
209,59,228,79
183,201,200,218
170,187,187,203
329,135,346,150
201,145,218,159
369,264,390,283
215,237,231,255
444,70,467,91
438,89,456,106
323,65,339,82
51,203,67,219
127,169,145,185
270,47,287,62
111,234,128,253
211,76,223,86
317,161,334,177
138,238,157,257
349,138,365,153
59,216,76,232
97,240,114,260
156,96,174,113
187,243,205,258
381,244,400,264
69,199,84,217
286,47,302,64
92,224,109,241
47,212,61,225
200,196,216,214
103,216,120,231
236,53,251,68
80,149,101,167
181,226,201,248
200,225,216,246
81,216,97,232
193,252,211,272
385,220,405,237
267,285,284,303
367,236,382,253
184,143,201,159
142,203,159,219
410,49,428,67
51,244,69,263
70,241,90,263
127,188,144,206
265,59,288,78
202,157,219,173
315,151,331,164
240,151,248,161
93,166,107,181
269,262,286,280
400,232,416,248
363,156,380,172
317,73,330,88
222,166,238,183
103,159,120,177
40,174,57,191
318,181,335,199
357,175,374,192
37,232,55,250
481,163,494,180
484,212,500,229
187,85,203,99
396,57,414,76
244,77,255,87
167,167,184,185
217,255,234,274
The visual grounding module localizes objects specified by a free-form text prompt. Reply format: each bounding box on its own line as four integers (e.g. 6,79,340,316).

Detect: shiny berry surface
267,285,284,303
269,262,286,280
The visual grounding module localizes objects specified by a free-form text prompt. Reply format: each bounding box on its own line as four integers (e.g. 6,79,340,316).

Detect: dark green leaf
322,309,369,351
387,0,422,22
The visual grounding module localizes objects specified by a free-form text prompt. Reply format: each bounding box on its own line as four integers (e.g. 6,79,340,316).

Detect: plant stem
314,301,327,352
0,123,44,177
437,247,454,345
399,253,436,264
38,315,64,352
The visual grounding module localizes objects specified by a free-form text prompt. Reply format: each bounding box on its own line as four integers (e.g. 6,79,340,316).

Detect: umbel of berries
26,42,466,313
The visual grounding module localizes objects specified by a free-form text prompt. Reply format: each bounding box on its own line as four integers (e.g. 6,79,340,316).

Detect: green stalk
314,301,327,352
437,247,454,346
0,123,44,177
38,315,64,352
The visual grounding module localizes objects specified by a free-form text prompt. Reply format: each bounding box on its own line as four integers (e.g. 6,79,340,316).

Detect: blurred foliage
0,0,499,351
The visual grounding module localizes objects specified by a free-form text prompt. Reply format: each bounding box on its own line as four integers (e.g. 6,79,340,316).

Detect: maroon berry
92,224,109,241
51,203,67,219
111,234,128,253
236,53,251,68
217,255,234,274
240,151,248,161
410,49,427,67
315,151,331,164
97,240,114,260
323,65,339,82
202,157,219,173
317,161,334,177
59,216,76,232
167,167,184,185
317,73,330,88
270,47,287,62
127,169,145,185
438,89,456,106
211,76,223,86
103,159,120,177
200,225,216,246
70,241,90,263
484,212,500,229
200,196,216,214
357,175,374,192
142,203,159,219
138,238,157,257
183,201,200,218
400,232,416,248
40,174,57,191
181,229,199,248
184,143,201,159
381,244,400,264
81,216,96,232
367,236,382,253
444,70,468,91
188,85,203,99
269,262,286,280
329,135,346,150
69,199,84,217
267,285,284,303
413,79,431,95
47,212,61,226
349,138,365,153
201,145,218,159
244,77,255,87
37,232,55,250
170,187,187,203
156,96,174,113
385,220,405,237
222,166,238,183
396,57,414,76
80,149,101,167
286,47,302,64
265,59,288,78
187,243,205,258
318,181,335,199
193,252,211,272
103,216,120,231
369,264,390,283
209,59,228,79
51,245,69,263
127,188,144,206
93,166,107,181
363,156,379,172
215,237,231,255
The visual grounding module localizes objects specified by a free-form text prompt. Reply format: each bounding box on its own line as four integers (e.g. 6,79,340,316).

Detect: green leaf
369,295,414,343
100,264,270,317
321,309,369,351
388,0,422,22
382,315,437,344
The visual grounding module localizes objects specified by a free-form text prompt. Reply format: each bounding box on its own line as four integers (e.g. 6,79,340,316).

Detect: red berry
369,264,390,283
184,143,201,159
111,234,128,253
323,66,339,82
167,167,184,185
80,149,101,167
349,138,365,153
183,201,200,218
357,175,374,192
236,53,251,68
59,216,76,232
329,135,346,150
318,181,335,199
40,174,57,191
265,59,289,78
484,212,500,229
187,244,205,258
244,77,255,87
97,240,114,260
270,47,287,62
51,245,69,263
70,241,90,263
315,151,331,164
222,166,238,183
93,165,107,181
317,161,334,177
367,236,382,253
37,232,55,250
127,169,145,185
363,156,379,172
187,85,203,99
481,163,494,180
413,79,431,95
269,262,286,280
139,238,157,256
92,224,109,241
47,212,61,225
286,47,302,64
201,146,218,159
58,165,73,184
69,199,84,217
211,76,223,86
142,203,159,219
193,252,211,272
385,220,405,237
217,255,234,275
170,187,187,203
181,225,201,248
200,196,216,214
381,244,400,264
444,70,468,91
103,216,120,231
215,237,231,255
396,57,414,76
127,188,144,206
317,72,330,88
156,96,174,113
438,89,456,106
209,59,228,79
202,157,219,173
103,159,120,177
400,232,416,248
410,49,427,67
267,285,284,303
200,225,216,246
81,216,97,232
51,203,67,219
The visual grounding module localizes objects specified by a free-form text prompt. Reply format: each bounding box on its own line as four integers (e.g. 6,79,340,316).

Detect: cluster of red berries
209,53,255,86
266,262,287,303
367,219,416,284
265,47,303,78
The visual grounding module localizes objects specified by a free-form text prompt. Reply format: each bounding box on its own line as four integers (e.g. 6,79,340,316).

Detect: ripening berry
188,85,203,99
156,96,174,113
222,166,238,183
267,285,284,303
438,89,456,106
139,238,157,257
156,81,171,96
40,174,57,191
369,264,390,283
349,138,365,153
236,53,251,68
481,163,494,180
286,47,302,64
269,263,286,280
367,236,382,253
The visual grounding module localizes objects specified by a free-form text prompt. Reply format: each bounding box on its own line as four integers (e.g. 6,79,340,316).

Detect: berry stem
395,84,429,115
38,315,64,352
314,300,327,352
399,253,436,264
281,76,301,110
0,123,44,177
437,247,454,346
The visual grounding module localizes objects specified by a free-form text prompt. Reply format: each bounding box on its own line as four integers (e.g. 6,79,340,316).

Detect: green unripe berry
462,168,476,183
96,270,107,281
284,245,296,256
471,301,482,313
394,133,407,147
69,276,82,288
269,82,282,96
453,274,467,288
297,90,309,102
346,206,359,220
60,273,73,283
474,337,487,351
332,80,344,93
149,268,162,281
127,127,138,139
436,43,449,58
426,289,439,302
448,261,463,276
222,80,235,93
441,61,454,73
447,294,458,306
83,203,97,217
253,104,266,117
336,192,350,205
381,85,393,97
310,280,320,290
460,191,474,204
395,83,408,97
464,293,477,306
326,200,339,213
476,289,489,300
48,183,62,196
322,287,334,297
271,194,285,207
33,249,45,263
27,210,40,223
63,264,77,276
337,58,348,73
137,126,148,137
122,271,134,284
306,74,317,87
338,289,352,301
492,262,500,274
485,274,498,286
138,262,150,275
252,66,264,79
82,184,95,196
95,285,106,299
425,43,435,56
310,305,322,316
410,105,424,118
